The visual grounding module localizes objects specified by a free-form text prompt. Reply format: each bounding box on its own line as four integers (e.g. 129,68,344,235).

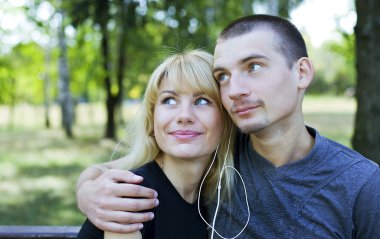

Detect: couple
77,15,380,238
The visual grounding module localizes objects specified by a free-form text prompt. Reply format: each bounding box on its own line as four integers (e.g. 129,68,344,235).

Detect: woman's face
153,79,223,163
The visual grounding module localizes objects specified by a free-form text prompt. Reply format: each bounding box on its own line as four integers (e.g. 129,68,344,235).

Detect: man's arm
76,157,159,233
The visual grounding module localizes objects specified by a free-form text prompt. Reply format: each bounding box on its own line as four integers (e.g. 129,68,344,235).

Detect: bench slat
0,226,80,239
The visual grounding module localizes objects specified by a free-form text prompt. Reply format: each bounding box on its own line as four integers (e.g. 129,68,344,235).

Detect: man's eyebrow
240,54,269,64
212,66,225,74
213,54,269,74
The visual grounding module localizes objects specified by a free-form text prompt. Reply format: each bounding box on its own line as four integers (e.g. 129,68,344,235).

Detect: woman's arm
104,231,142,239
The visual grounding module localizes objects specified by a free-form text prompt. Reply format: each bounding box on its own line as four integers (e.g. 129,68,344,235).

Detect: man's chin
238,123,265,134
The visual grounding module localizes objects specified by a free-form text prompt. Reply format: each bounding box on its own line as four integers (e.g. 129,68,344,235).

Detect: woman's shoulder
131,161,161,188
132,161,158,175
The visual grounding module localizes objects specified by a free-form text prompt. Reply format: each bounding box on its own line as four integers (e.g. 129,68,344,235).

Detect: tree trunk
42,73,51,128
352,0,380,164
58,10,74,138
115,0,130,125
100,24,116,139
43,46,52,128
9,77,16,129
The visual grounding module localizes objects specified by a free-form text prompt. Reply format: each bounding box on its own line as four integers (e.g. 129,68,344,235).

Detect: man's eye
216,73,230,83
194,97,211,105
161,97,176,105
249,63,262,72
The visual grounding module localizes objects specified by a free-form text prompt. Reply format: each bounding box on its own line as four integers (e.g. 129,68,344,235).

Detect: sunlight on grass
303,95,356,113
0,126,117,225
303,95,355,147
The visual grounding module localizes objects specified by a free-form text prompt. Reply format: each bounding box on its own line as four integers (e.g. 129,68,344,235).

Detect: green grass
0,127,119,225
0,96,356,225
303,95,356,147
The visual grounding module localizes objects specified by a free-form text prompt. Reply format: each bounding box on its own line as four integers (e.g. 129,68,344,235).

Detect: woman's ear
295,57,314,89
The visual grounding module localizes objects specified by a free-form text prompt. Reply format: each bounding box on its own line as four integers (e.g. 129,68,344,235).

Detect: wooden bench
0,226,80,239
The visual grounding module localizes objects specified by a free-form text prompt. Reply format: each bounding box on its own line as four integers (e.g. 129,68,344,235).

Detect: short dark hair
218,14,308,68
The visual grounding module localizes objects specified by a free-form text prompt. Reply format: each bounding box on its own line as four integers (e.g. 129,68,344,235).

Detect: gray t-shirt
208,127,380,239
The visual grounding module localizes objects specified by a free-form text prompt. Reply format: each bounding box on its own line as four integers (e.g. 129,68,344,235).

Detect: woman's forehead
159,76,204,93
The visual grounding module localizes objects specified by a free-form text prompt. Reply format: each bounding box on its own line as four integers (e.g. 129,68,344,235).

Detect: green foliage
1,0,310,106
307,32,356,95
68,23,104,102
0,58,14,103
0,42,46,104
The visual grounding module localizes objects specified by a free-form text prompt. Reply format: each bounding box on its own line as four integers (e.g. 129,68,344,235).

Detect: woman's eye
161,97,176,105
194,97,211,105
249,63,262,72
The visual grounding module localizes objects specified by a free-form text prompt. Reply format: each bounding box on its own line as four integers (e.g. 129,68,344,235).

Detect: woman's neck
155,155,210,203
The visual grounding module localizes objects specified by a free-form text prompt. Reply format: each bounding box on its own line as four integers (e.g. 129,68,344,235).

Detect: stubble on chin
235,121,265,134
239,125,264,134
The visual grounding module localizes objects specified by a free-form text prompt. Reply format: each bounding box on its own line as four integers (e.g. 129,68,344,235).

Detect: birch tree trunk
58,9,74,138
43,44,52,128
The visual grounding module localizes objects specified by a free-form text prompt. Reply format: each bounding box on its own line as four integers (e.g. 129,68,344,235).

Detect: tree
352,0,380,164
23,0,73,134
255,0,303,18
16,0,305,139
67,0,142,139
57,7,74,138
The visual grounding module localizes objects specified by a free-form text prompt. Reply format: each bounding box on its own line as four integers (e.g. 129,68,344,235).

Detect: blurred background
0,0,378,226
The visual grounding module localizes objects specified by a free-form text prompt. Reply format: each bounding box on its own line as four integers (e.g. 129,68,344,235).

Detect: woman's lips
170,130,202,139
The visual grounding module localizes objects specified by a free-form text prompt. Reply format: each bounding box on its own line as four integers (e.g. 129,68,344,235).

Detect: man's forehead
215,29,276,48
213,30,277,64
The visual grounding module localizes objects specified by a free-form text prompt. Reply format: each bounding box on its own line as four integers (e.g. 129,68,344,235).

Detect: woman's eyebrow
158,90,177,96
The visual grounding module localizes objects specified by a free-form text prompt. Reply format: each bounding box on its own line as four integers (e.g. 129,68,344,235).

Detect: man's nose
228,74,251,100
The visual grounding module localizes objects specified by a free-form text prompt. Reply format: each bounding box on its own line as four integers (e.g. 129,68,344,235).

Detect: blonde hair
125,49,235,200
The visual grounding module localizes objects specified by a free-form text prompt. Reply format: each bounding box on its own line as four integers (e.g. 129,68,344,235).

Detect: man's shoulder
309,126,368,164
319,135,380,184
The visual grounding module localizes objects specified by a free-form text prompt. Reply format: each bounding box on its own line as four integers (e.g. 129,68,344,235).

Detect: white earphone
197,131,250,239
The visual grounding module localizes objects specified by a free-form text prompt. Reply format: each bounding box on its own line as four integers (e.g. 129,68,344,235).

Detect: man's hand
77,169,159,233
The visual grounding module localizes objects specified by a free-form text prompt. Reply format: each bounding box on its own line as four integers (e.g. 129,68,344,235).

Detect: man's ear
294,57,314,89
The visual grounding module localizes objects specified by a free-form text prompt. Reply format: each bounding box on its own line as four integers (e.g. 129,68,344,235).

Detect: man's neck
249,124,315,167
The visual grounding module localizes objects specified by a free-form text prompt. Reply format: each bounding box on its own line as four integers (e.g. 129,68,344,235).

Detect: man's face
213,30,300,134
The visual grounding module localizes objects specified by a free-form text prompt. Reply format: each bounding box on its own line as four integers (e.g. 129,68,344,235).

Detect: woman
76,49,235,239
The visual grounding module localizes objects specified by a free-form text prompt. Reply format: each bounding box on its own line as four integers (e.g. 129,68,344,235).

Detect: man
76,14,380,238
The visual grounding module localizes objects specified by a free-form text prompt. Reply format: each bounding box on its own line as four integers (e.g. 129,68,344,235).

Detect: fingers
111,183,158,199
100,210,155,224
101,170,158,199
96,222,143,234
77,168,160,234
100,197,159,212
93,211,155,233
105,169,144,184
